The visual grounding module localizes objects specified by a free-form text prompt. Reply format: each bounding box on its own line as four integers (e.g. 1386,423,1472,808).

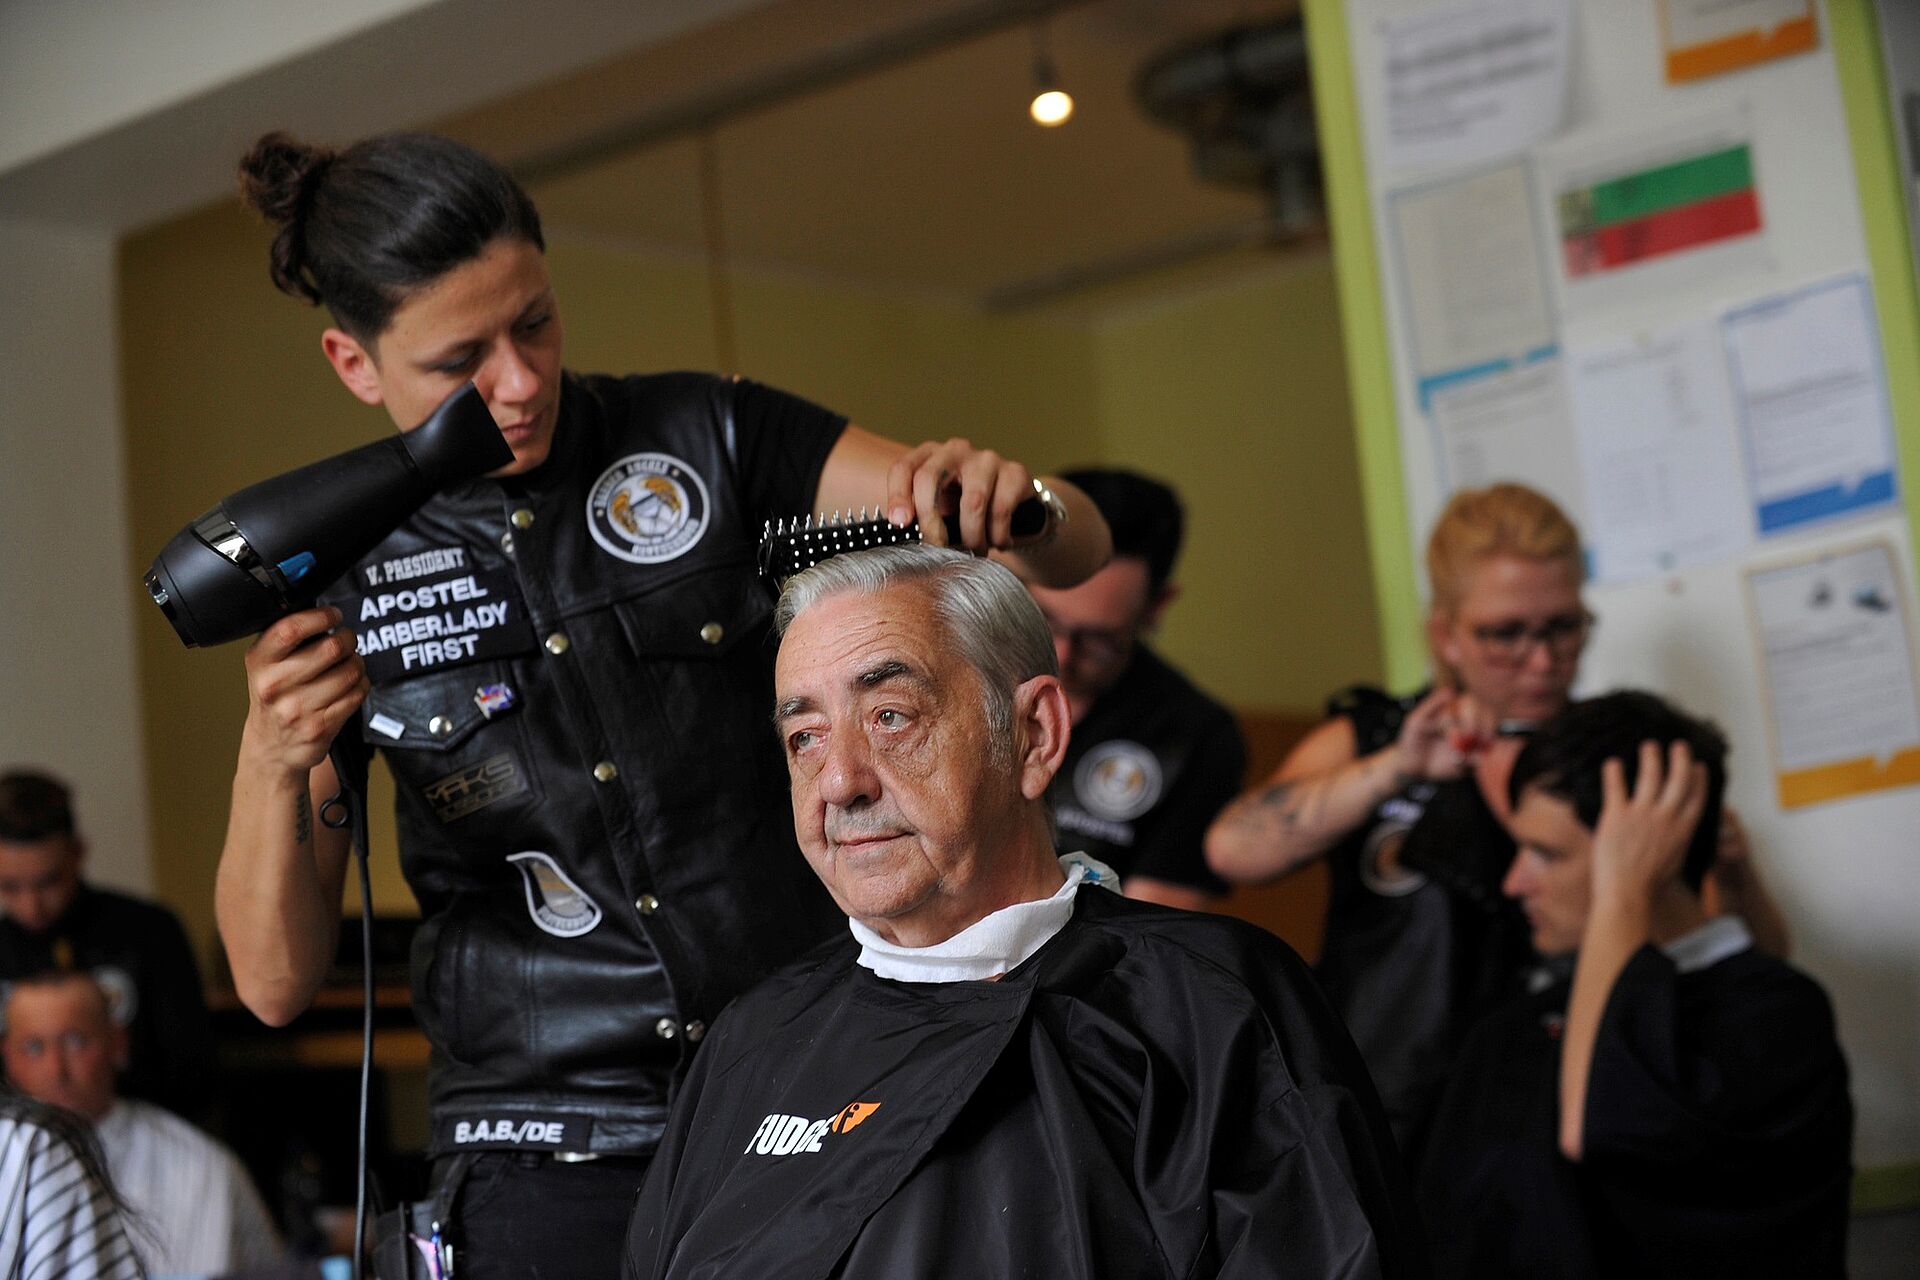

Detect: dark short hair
1059,467,1184,596
1508,691,1728,892
237,131,546,342
0,772,75,843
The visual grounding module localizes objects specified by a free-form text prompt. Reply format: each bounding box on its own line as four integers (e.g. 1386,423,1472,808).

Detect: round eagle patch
507,851,604,938
1358,821,1428,898
1073,740,1163,823
587,452,711,565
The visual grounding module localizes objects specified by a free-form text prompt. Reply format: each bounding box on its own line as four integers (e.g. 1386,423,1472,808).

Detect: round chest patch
1358,821,1428,898
587,452,711,564
1073,741,1163,822
508,851,604,938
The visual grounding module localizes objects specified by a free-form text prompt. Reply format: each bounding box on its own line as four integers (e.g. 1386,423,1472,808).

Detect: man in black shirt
626,544,1417,1279
0,771,212,1119
1420,692,1851,1279
1028,469,1244,909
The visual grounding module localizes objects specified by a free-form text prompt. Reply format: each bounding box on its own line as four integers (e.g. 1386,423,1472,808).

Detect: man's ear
111,1024,130,1073
321,328,386,407
1013,675,1072,800
1141,583,1179,633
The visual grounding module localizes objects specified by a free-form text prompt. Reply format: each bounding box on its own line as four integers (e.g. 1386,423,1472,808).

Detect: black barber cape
625,889,1420,1280
1418,940,1852,1279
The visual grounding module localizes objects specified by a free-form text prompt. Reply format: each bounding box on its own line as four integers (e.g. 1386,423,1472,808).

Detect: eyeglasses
1038,612,1134,663
1468,610,1594,665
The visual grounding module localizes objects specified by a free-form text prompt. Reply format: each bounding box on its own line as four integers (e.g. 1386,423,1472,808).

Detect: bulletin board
1315,0,1920,1180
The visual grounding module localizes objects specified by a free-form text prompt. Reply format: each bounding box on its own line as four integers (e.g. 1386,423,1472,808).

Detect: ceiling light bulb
1030,88,1074,126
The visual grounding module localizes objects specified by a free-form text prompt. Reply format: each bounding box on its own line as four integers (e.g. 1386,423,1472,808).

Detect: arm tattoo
1256,782,1303,829
294,793,312,846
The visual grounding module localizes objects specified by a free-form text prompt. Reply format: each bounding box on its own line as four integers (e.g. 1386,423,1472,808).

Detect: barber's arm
214,607,365,1026
813,427,1111,587
1559,741,1707,1162
1205,687,1495,883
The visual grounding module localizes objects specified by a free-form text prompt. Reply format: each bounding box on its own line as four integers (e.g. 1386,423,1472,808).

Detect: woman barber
213,130,1108,1278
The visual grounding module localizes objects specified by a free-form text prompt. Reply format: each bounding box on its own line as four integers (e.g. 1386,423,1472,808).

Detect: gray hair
773,545,1058,740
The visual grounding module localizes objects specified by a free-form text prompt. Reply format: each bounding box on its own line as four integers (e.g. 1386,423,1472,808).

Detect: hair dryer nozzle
401,382,513,488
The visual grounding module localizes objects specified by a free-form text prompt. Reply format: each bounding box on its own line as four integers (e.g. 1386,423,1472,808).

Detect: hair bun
238,132,337,304
237,131,336,224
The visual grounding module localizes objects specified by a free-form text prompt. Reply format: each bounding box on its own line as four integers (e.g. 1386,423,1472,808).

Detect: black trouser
431,1151,652,1279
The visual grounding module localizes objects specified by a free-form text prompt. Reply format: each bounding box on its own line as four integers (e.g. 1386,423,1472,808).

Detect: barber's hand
1391,688,1499,782
885,439,1036,551
240,607,369,777
1590,740,1708,906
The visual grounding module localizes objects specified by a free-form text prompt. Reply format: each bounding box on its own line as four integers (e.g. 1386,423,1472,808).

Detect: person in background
0,1088,142,1280
0,771,213,1119
625,545,1418,1279
3,970,281,1278
214,130,1110,1278
1205,483,1579,1149
1027,468,1244,909
1419,692,1851,1279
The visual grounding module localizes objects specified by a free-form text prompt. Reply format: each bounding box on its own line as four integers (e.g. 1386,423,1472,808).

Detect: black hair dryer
144,382,511,647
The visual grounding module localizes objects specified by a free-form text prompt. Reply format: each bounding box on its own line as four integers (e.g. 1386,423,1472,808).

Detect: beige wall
1088,259,1383,714
119,202,1372,962
0,219,151,895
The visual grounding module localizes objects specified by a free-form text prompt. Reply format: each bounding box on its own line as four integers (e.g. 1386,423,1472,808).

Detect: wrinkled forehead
3,976,113,1036
778,583,942,676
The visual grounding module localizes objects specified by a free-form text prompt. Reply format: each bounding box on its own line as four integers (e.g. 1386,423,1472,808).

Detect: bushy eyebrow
774,658,929,725
857,659,917,688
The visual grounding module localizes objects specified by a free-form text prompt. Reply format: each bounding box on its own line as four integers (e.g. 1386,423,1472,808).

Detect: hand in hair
1590,740,1710,906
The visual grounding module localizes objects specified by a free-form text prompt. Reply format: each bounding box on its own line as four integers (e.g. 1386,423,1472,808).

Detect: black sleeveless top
1313,686,1530,1154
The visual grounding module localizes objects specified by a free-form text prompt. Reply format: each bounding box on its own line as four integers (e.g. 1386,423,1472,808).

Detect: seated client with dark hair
1419,691,1852,1279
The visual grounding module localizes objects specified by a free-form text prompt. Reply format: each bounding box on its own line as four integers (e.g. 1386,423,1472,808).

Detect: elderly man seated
624,545,1416,1279
2,970,281,1278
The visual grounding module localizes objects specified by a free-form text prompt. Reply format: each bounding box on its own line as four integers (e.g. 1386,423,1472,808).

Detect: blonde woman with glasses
1207,483,1590,1155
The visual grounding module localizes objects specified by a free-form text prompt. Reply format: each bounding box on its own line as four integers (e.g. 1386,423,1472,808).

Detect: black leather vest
321,371,845,1156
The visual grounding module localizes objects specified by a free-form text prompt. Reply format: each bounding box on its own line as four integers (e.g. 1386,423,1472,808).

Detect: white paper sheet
1747,542,1920,772
1377,0,1574,174
1428,355,1586,520
1390,163,1556,377
1722,274,1900,534
1566,321,1752,582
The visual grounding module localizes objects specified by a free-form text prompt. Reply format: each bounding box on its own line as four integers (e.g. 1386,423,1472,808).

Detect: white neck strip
852,853,1120,983
1662,914,1753,974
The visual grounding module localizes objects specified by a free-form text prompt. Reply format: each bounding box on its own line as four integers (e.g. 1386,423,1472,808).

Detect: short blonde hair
1425,484,1582,616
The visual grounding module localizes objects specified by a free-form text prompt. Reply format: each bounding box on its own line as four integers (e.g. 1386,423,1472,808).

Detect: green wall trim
1302,0,1427,689
1830,0,1920,585
1853,1161,1920,1215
